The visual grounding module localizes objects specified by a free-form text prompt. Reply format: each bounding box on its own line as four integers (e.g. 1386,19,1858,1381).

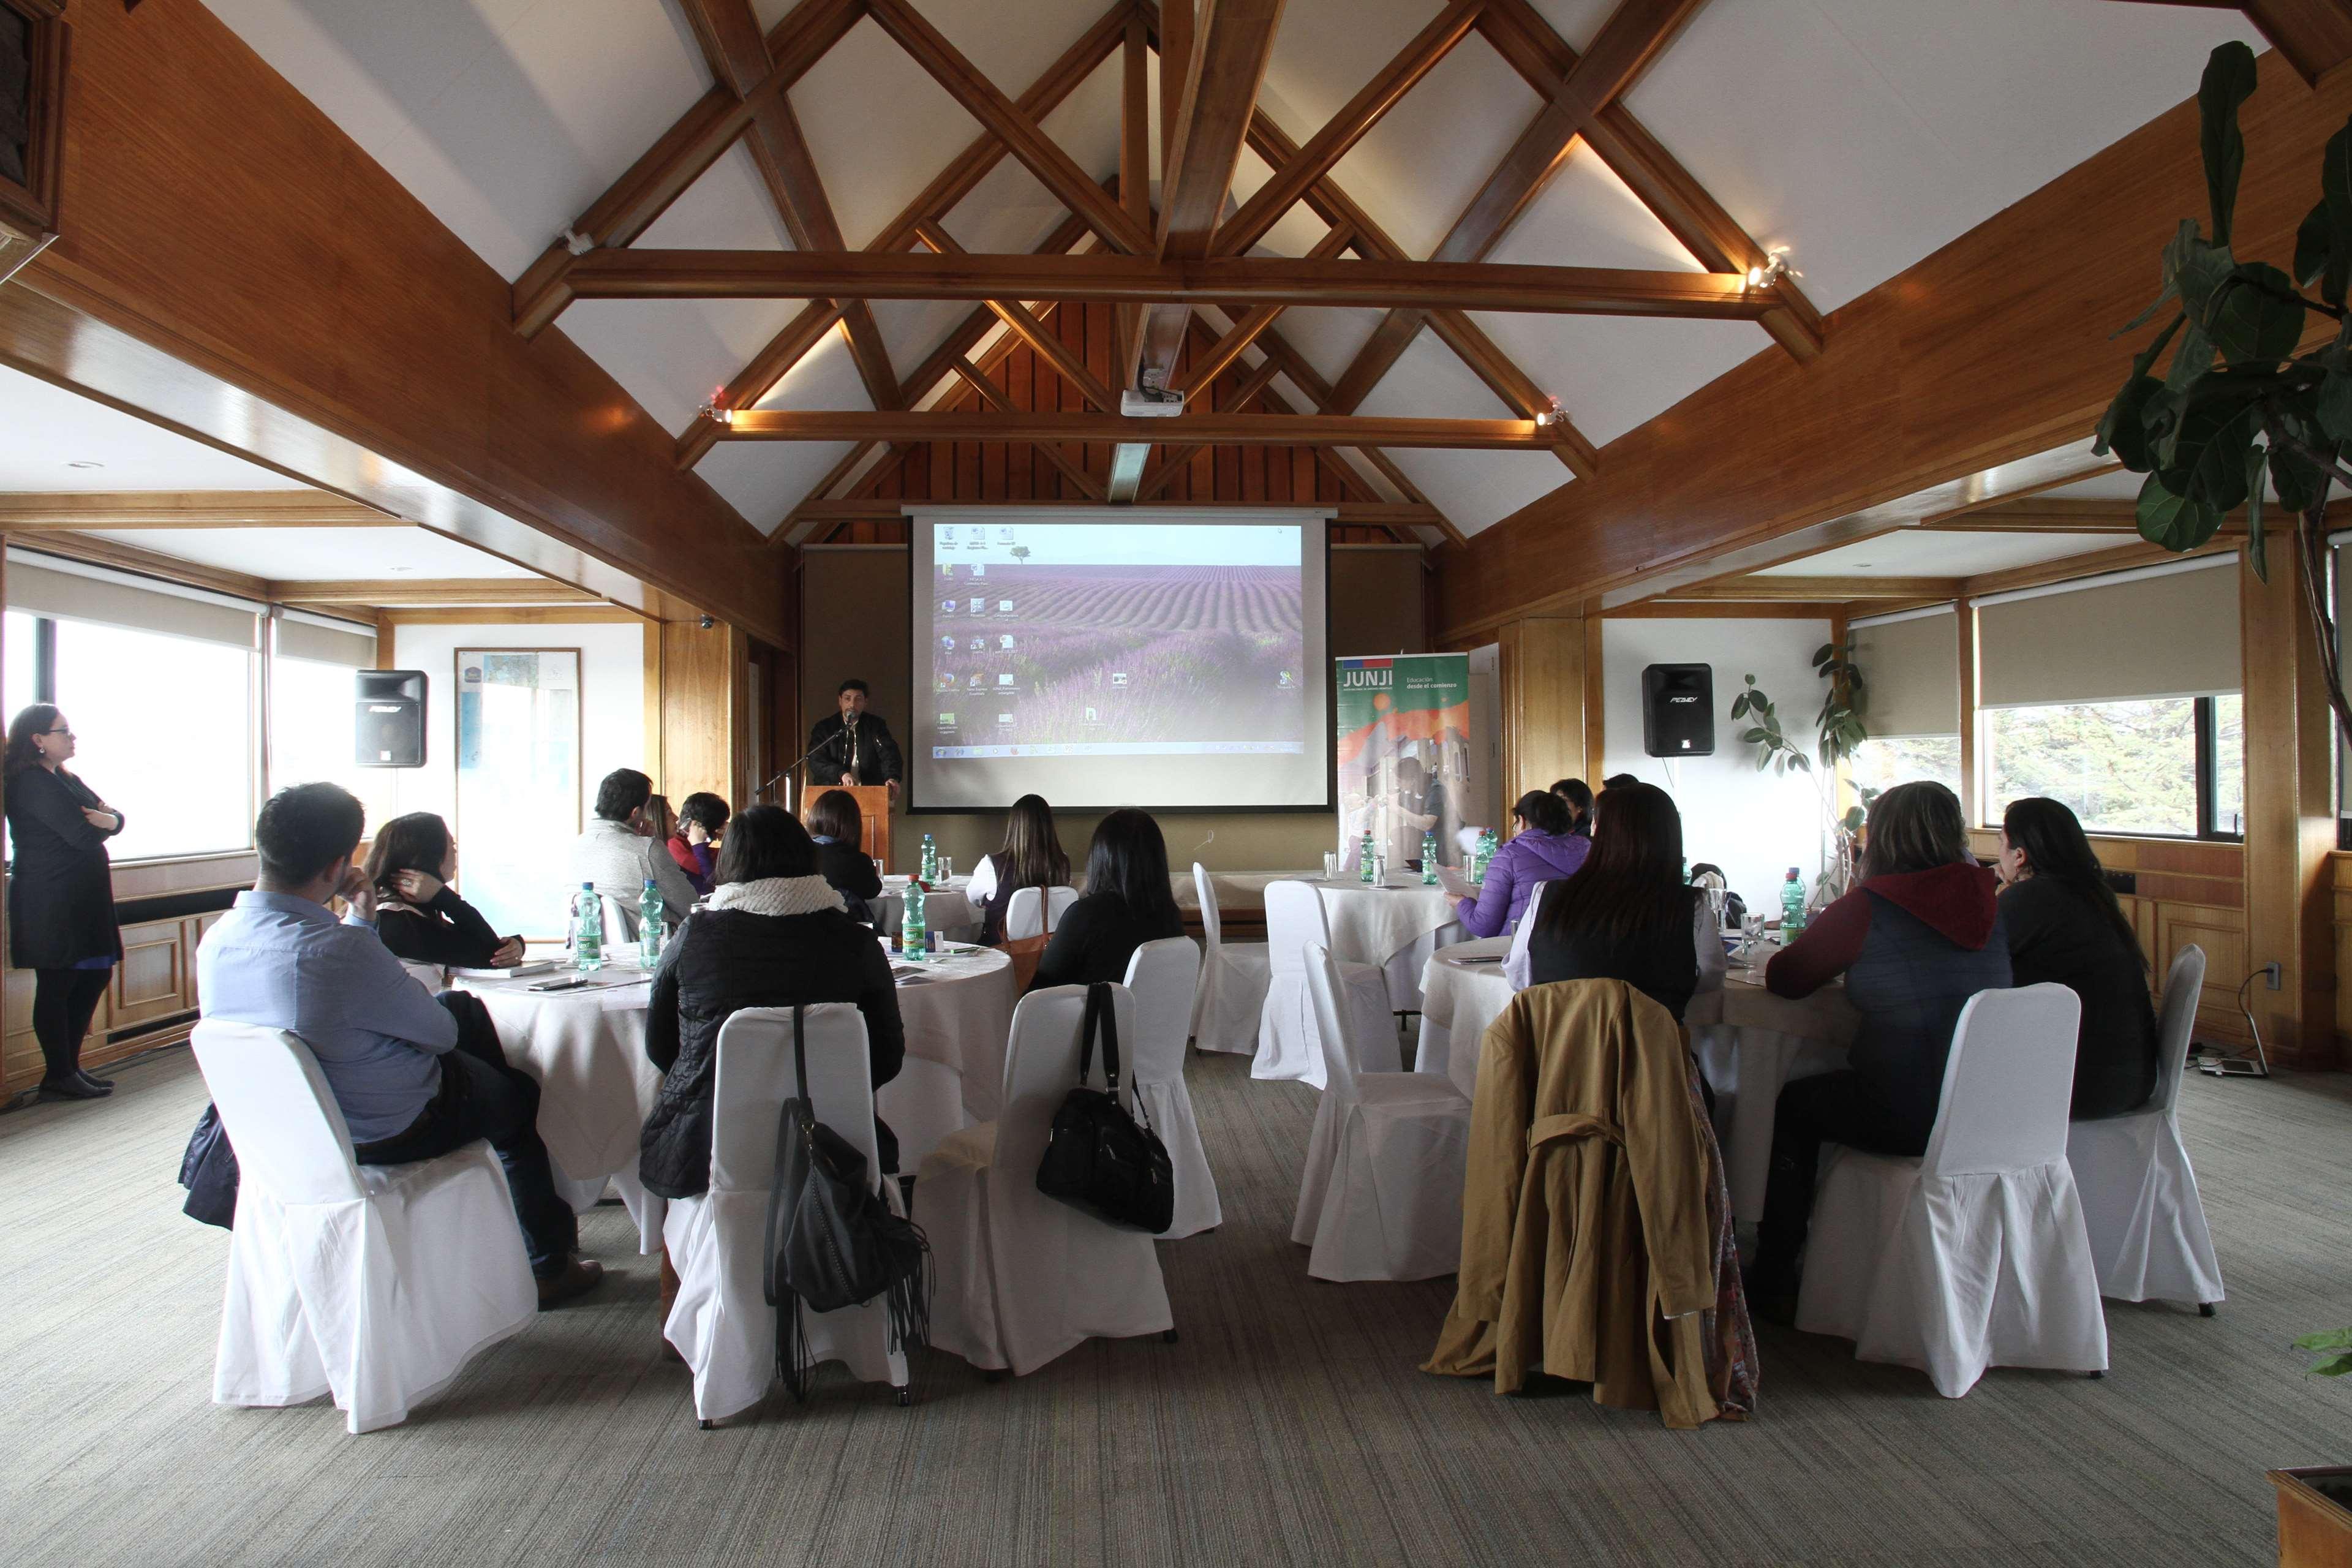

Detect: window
268,651,393,827
4,609,35,723
1983,695,2239,840
1850,734,1961,801
51,619,255,860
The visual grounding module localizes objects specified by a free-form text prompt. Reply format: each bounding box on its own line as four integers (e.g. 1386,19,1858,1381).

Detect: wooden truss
510,0,1825,540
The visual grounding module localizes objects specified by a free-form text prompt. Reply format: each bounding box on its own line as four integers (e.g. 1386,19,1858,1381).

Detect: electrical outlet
2264,962,2283,992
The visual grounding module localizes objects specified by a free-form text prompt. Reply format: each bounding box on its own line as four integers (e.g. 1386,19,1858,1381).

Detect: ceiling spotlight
1744,249,1797,291
66,459,102,469
699,388,734,427
1534,395,1564,429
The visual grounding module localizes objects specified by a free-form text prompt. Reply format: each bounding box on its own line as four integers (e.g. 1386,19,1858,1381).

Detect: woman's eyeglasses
42,727,72,739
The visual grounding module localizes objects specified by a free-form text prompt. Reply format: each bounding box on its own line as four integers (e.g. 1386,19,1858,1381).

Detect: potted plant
2268,1332,2352,1566
1732,642,1869,905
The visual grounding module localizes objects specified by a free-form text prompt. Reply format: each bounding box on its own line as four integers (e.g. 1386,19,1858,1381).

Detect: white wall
1602,617,1831,914
385,620,646,832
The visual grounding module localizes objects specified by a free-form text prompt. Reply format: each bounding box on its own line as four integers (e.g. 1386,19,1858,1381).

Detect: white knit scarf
704,874,845,918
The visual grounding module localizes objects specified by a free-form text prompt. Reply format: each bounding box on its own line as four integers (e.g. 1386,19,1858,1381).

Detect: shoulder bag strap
1076,981,1100,1086
1088,979,1121,1096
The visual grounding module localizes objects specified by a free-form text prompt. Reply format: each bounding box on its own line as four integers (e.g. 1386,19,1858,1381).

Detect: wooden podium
804,783,892,873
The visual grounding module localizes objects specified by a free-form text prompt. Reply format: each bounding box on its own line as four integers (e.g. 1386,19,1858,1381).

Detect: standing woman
5,706,125,1101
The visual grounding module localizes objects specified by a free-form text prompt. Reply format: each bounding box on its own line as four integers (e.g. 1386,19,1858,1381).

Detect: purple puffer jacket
1454,827,1589,938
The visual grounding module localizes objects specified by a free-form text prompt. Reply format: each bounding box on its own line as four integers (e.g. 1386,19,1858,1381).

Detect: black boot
76,1069,114,1090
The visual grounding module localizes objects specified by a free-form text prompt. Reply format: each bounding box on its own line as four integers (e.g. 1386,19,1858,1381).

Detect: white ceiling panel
794,18,984,251
695,442,859,533
1757,529,2122,578
1355,333,1559,532
938,150,1074,257
751,330,874,413
563,296,844,434
1468,311,1760,451
1267,306,1389,391
1521,0,1615,53
1039,48,1124,183
2034,469,2144,503
0,366,311,494
1621,0,2259,314
1325,40,1543,263
81,526,539,581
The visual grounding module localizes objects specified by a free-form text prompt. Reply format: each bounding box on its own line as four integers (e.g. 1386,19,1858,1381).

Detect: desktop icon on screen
968,673,984,688
998,634,1016,650
997,712,1015,726
940,636,957,653
937,671,956,689
997,526,1015,543
998,600,1014,614
938,712,956,727
1111,672,1129,687
1084,706,1099,723
939,526,956,547
941,598,957,614
969,597,986,614
969,636,987,651
997,673,1014,687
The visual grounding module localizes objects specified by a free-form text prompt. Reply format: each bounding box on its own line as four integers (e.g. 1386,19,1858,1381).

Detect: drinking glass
939,856,955,881
1372,852,1390,884
1322,851,1340,881
873,858,886,883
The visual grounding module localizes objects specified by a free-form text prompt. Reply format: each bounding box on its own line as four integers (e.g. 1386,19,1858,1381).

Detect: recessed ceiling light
66,460,102,470
386,566,414,574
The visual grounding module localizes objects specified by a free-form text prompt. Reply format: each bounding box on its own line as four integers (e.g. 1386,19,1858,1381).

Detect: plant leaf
2138,472,2225,551
2207,264,2307,364
2247,444,2268,581
2296,198,2332,288
2293,1328,2352,1351
2199,41,2258,246
2320,368,2352,443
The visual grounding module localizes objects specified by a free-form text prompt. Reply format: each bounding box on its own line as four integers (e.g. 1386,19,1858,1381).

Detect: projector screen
909,508,1330,812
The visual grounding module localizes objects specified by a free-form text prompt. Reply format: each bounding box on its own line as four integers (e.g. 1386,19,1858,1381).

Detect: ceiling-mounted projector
1121,386,1186,418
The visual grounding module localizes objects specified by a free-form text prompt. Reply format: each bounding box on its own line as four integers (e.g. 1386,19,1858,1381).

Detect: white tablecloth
877,876,982,940
1277,876,1464,1010
1414,943,1858,1222
891,943,1020,1121
460,963,665,1249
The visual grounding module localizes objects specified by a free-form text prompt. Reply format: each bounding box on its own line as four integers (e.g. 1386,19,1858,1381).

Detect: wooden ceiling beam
22,533,273,603
1213,0,1485,258
1141,352,1286,496
1118,12,1154,379
1170,222,1352,393
948,357,1110,501
269,578,606,608
0,491,399,529
2104,1,2352,89
1665,575,1964,602
723,410,1560,448
680,0,902,413
673,4,1134,469
1476,0,1824,361
1320,0,1714,413
914,222,1119,410
511,0,861,337
1956,536,2239,601
865,0,1153,255
564,248,1767,317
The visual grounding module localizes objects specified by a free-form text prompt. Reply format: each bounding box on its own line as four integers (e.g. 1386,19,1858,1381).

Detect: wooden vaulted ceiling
506,0,1826,546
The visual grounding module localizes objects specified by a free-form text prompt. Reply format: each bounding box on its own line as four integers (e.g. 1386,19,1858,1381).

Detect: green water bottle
921,832,938,882
638,878,665,966
902,881,928,961
1420,831,1439,885
572,883,603,972
1780,867,1807,939
1359,830,1377,884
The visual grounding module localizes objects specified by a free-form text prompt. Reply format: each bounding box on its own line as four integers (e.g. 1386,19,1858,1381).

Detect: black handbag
762,1006,930,1399
1035,981,1176,1235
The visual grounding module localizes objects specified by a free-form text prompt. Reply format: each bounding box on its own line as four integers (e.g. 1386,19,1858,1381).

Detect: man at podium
809,678,903,799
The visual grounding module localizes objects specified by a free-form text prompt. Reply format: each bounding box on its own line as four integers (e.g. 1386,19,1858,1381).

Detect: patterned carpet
0,1042,2344,1567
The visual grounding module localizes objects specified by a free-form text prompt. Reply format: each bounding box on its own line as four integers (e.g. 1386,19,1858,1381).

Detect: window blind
1977,556,2239,707
1850,605,1959,737
274,609,376,668
7,552,260,651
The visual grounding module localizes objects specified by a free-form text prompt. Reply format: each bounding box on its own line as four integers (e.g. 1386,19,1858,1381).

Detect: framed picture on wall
454,648,582,940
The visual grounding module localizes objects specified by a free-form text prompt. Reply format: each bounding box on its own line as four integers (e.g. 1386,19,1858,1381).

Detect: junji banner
1335,653,1471,871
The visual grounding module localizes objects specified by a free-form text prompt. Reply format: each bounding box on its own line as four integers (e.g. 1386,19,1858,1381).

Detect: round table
1279,875,1466,1010
459,962,665,1250
1414,941,1857,1223
876,876,982,941
888,941,1019,1122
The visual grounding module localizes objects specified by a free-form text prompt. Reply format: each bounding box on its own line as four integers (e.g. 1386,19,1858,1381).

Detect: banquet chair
398,959,447,997
190,1020,537,1435
662,1005,910,1424
1001,885,1079,941
1190,862,1270,1054
873,1057,968,1173
1796,984,2109,1397
1502,880,1552,992
2066,944,2223,1311
1292,945,1470,1281
1255,880,1395,1088
1124,936,1219,1237
598,893,640,946
916,984,1174,1376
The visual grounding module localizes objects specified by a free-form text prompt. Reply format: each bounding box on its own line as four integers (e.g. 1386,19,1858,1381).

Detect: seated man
198,782,600,1306
568,767,698,929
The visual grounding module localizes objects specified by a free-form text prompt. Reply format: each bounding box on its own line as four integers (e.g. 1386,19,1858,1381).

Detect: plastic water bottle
1780,867,1807,939
1420,831,1439,885
1472,829,1495,884
573,882,603,972
1359,830,1377,884
902,881,928,960
921,832,938,883
638,878,665,967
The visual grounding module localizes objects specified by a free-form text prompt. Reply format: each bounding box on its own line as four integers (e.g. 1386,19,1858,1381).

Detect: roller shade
1978,556,2239,707
7,553,260,650
275,609,375,667
1850,606,1959,737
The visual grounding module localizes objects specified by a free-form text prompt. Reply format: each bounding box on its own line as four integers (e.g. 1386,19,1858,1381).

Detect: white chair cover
2067,944,2223,1308
1255,880,1395,1088
874,1055,970,1172
1190,862,1270,1054
661,1005,908,1422
1002,885,1079,941
1125,936,1219,1238
192,1020,537,1434
1502,880,1549,992
398,958,447,997
916,984,1174,1374
1292,946,1471,1281
1796,984,2109,1396
599,893,640,945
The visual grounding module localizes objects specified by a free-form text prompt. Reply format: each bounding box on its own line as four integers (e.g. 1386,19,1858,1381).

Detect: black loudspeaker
356,670,426,767
1642,663,1715,758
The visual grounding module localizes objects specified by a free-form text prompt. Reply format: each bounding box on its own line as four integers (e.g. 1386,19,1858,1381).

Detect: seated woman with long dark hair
639,805,906,1194
806,788,883,925
364,812,525,970
1524,780,1722,1021
1749,780,2010,1314
1997,796,2158,1119
968,792,1071,945
1027,808,1186,992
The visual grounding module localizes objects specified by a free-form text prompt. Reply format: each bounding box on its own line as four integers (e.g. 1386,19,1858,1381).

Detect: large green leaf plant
2098,40,2352,748
1733,643,1869,903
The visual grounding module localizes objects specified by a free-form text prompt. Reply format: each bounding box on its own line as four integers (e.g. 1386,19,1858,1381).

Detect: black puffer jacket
638,903,906,1198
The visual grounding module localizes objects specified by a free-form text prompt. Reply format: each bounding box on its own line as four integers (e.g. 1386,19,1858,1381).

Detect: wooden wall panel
1496,616,1586,811
658,620,750,809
